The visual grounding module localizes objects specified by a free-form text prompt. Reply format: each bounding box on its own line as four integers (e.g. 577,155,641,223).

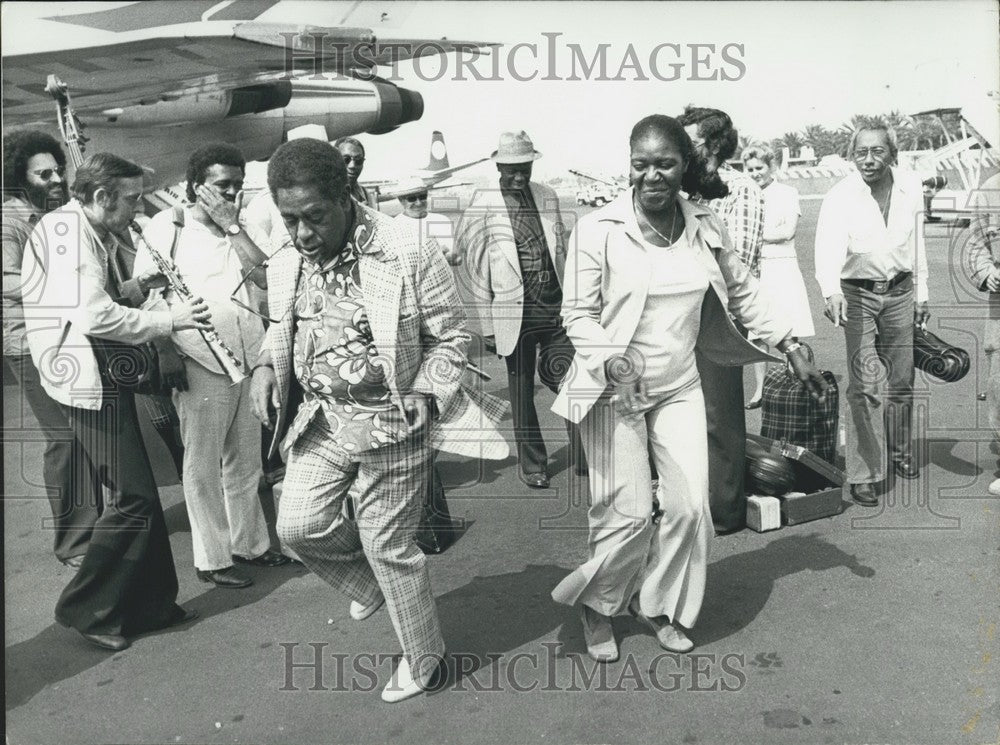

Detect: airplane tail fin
425,131,450,171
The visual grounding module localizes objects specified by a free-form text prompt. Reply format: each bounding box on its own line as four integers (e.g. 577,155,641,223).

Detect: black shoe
160,606,199,629
850,483,879,507
893,458,919,480
196,567,253,588
80,631,130,651
745,399,763,410
135,606,200,636
523,472,550,489
60,555,84,570
233,550,291,568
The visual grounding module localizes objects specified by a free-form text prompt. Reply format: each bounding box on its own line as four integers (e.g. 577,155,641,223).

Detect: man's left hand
786,348,830,402
196,184,243,231
401,393,434,437
914,301,931,328
135,266,168,293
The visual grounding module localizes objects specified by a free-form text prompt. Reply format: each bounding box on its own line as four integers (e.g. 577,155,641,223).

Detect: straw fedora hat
386,175,430,200
491,130,542,164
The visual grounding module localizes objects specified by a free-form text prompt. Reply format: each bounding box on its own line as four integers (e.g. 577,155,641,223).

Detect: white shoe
628,597,694,653
989,478,1000,497
381,655,443,703
349,591,385,621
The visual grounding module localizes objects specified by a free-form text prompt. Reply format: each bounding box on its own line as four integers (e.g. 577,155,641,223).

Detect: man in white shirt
391,177,460,265
137,143,290,589
815,126,930,506
22,152,210,650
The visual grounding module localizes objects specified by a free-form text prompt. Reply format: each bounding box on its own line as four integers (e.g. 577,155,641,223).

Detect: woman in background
742,146,816,408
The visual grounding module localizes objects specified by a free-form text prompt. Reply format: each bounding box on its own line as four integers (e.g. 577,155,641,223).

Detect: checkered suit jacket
262,204,508,461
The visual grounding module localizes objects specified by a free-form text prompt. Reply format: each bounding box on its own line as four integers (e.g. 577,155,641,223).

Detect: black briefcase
913,325,970,383
415,471,458,555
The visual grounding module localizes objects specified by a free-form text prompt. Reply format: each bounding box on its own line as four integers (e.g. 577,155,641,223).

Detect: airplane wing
422,157,489,181
3,4,495,127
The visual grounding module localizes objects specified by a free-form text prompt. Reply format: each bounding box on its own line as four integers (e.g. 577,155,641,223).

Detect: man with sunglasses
250,138,507,702
392,177,460,265
136,143,289,590
335,137,379,209
815,125,930,507
3,130,102,569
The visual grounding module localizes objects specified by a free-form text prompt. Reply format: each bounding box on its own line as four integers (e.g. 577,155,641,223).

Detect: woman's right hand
605,354,649,413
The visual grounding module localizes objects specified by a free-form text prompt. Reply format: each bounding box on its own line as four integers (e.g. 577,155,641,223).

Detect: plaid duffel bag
760,356,839,464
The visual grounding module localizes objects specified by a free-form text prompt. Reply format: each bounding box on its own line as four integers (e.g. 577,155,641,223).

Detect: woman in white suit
551,115,828,661
742,146,816,408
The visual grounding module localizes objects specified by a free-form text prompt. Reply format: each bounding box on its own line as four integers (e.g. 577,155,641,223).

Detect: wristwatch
225,223,241,236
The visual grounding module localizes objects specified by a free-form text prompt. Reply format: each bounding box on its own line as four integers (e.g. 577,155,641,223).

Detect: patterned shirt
288,223,407,455
694,167,764,278
502,187,562,321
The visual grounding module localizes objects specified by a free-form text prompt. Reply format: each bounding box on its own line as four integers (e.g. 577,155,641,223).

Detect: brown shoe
850,483,878,507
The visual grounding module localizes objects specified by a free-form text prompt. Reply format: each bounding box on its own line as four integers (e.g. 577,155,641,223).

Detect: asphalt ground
4,197,999,745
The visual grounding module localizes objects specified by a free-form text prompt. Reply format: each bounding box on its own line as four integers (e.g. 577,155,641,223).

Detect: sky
365,0,1000,178
3,0,998,181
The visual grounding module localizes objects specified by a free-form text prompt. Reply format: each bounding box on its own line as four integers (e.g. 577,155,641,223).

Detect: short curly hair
267,138,349,203
741,145,775,168
3,130,67,192
676,106,740,162
185,142,245,203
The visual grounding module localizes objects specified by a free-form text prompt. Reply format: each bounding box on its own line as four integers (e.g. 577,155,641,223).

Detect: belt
841,272,912,295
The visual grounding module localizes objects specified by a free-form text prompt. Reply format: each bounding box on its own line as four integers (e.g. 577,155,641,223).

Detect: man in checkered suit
250,139,507,703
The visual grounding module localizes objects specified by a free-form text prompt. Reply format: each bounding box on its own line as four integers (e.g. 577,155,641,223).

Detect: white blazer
456,181,568,356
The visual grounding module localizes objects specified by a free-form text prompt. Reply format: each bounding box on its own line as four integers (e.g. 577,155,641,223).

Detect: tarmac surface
4,198,999,744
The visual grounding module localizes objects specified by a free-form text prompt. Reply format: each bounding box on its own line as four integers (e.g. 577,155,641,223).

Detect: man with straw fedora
458,131,586,488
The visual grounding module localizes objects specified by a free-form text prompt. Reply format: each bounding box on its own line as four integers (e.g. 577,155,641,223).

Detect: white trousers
174,360,270,570
552,382,711,629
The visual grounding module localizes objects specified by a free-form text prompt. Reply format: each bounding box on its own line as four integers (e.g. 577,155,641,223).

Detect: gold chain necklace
635,197,678,246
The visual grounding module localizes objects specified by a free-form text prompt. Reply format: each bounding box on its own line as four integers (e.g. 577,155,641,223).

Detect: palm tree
800,124,842,158
778,132,804,158
882,110,916,150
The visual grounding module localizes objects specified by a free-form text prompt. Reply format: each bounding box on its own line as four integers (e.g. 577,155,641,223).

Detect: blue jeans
841,278,915,484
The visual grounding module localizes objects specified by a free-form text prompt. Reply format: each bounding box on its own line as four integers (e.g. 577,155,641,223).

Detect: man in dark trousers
458,131,585,488
22,153,210,650
676,106,765,533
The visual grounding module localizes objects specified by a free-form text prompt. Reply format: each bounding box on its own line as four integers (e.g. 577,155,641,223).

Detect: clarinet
128,220,247,385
